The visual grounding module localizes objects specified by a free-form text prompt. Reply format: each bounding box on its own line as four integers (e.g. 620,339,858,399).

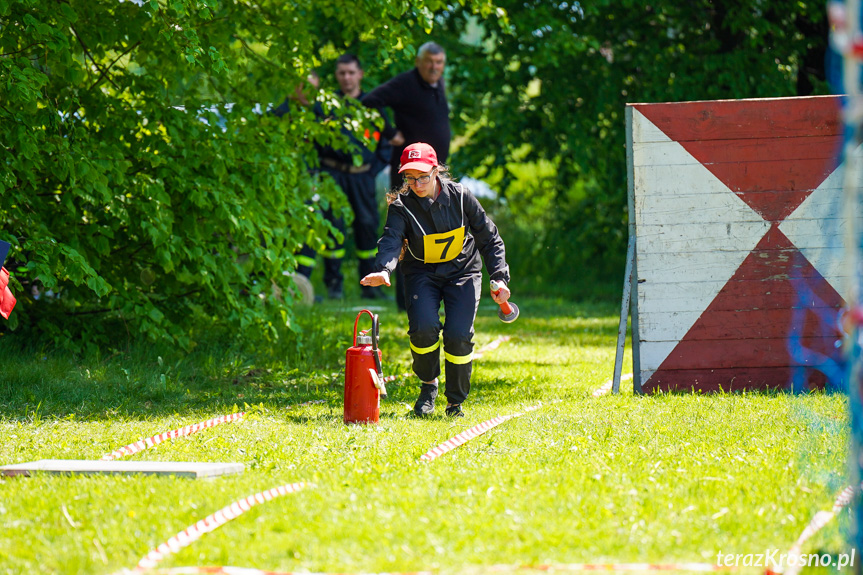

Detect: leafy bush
0,0,499,351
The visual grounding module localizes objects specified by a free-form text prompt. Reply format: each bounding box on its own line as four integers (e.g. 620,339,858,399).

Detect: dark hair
336,53,362,70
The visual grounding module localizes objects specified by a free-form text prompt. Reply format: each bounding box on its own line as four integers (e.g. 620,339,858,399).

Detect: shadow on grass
0,319,349,421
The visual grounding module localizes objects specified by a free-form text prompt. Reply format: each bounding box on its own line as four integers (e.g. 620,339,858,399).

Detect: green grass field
0,295,851,574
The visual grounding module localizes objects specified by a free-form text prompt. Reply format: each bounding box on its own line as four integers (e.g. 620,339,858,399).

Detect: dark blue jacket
375,179,509,283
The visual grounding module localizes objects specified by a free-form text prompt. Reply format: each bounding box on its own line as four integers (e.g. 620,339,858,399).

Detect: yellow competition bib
422,226,466,263
402,185,468,264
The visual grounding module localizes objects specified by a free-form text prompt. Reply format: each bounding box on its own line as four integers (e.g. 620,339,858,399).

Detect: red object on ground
0,266,16,319
344,310,382,424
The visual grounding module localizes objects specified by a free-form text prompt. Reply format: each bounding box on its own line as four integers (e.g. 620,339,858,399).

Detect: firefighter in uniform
360,142,512,417
295,54,391,299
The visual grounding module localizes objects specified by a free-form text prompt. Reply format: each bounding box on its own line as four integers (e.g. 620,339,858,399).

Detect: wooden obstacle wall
626,96,853,393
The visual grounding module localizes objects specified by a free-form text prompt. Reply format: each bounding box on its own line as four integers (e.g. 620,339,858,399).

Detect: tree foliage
0,0,832,347
0,0,497,350
438,0,829,287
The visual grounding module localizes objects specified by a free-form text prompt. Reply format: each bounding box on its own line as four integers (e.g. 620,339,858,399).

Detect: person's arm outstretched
360,200,407,286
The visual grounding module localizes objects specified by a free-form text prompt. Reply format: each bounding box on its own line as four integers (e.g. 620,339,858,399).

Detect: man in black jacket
362,42,450,309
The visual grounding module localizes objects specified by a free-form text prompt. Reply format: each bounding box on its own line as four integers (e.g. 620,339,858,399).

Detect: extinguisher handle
353,309,377,347
490,280,519,323
490,280,511,313
354,309,385,383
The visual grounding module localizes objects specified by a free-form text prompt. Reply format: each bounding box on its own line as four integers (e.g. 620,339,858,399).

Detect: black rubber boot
413,383,438,417
445,404,464,417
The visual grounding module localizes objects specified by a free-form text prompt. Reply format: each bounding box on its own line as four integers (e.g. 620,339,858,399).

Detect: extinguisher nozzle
498,302,519,323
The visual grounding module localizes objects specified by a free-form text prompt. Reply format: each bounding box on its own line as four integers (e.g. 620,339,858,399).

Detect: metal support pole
612,235,635,394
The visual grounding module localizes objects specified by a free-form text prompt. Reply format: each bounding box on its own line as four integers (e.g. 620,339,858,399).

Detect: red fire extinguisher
344,309,386,424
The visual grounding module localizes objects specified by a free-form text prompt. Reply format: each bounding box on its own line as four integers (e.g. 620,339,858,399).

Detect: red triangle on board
636,98,842,222
642,224,845,393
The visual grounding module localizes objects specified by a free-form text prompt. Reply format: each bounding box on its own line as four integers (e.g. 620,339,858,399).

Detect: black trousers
297,169,379,292
405,272,481,405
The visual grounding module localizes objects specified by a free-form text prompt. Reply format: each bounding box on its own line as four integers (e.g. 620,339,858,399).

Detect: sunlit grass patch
0,296,851,575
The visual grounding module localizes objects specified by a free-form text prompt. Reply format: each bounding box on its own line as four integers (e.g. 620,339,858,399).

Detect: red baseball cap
398,142,438,173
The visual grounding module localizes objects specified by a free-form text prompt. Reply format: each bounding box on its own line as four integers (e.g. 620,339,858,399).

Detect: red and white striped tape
419,403,544,462
103,401,328,461
148,568,432,575
591,373,633,397
419,414,515,462
780,483,857,575
381,371,412,384
132,483,309,572
500,563,725,572
473,335,511,359
381,335,512,385
144,561,724,574
101,412,247,461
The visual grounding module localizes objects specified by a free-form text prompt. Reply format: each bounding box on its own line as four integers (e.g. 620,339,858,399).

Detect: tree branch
110,242,147,256
197,16,232,29
232,35,284,70
90,40,141,91
65,308,112,316
0,42,46,57
70,25,121,91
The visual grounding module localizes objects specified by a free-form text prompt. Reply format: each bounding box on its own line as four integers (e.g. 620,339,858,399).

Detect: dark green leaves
1,0,444,350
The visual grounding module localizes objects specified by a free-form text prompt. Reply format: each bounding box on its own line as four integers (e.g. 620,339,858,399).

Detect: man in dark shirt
362,42,451,309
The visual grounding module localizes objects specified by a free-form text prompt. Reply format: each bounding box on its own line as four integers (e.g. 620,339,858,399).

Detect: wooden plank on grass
0,460,244,478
